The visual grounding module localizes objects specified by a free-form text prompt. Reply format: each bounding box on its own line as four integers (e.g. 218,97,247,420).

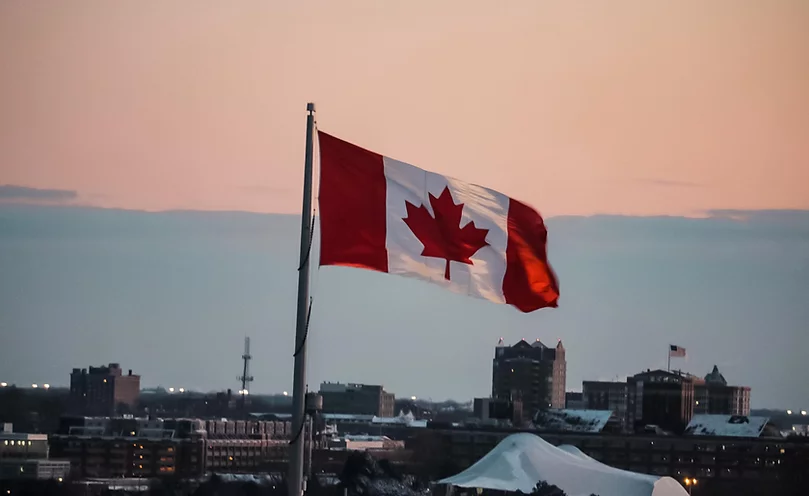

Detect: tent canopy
439,433,687,496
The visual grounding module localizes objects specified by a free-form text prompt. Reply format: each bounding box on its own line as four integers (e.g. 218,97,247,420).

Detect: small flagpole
667,346,671,372
288,102,316,496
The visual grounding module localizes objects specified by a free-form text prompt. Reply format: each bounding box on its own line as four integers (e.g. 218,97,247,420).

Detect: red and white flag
669,345,687,358
317,132,559,313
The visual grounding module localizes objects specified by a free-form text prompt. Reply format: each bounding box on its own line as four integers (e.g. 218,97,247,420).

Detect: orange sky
1,0,807,217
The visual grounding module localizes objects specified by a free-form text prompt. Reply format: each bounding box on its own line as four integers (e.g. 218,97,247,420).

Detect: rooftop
532,409,614,433
684,415,772,438
0,433,48,441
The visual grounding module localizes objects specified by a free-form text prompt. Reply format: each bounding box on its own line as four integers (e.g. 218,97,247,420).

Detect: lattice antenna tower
238,337,254,406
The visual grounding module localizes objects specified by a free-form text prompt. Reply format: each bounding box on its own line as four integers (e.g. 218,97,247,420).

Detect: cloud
0,185,78,203
705,209,809,228
636,178,703,188
240,185,292,195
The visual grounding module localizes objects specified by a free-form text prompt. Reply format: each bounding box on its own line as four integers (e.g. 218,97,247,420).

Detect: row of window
2,440,33,446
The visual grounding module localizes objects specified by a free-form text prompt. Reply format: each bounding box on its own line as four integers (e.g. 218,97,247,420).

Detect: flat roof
0,433,48,441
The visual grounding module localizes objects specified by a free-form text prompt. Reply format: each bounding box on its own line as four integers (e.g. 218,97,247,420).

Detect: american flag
669,344,686,357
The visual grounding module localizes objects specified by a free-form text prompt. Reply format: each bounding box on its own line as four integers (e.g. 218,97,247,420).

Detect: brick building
694,366,751,416
319,383,395,417
50,416,292,478
583,381,629,431
492,339,566,414
69,363,140,415
627,370,695,434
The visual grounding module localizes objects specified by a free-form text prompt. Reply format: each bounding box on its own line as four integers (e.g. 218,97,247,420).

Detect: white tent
439,433,688,496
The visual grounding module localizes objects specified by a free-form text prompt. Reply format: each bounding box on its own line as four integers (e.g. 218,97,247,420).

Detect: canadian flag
317,132,559,313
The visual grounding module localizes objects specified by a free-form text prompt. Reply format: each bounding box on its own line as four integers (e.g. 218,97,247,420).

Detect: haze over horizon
1,203,806,409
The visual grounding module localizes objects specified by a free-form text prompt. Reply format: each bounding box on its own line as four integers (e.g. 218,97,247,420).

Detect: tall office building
492,339,566,414
627,369,695,433
582,381,629,430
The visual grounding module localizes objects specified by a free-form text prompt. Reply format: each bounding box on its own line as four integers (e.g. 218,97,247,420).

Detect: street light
0,382,7,387
31,384,38,389
683,478,698,495
411,396,417,401
787,410,793,415
168,387,175,393
43,384,50,390
179,388,185,393
802,410,807,416
282,391,288,396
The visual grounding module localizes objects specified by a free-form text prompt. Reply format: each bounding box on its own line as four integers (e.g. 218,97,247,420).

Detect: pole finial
307,102,316,113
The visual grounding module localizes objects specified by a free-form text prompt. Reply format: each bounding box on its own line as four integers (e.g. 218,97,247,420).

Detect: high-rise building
491,339,566,414
69,363,140,416
582,381,629,429
693,365,751,416
627,369,695,433
319,382,395,417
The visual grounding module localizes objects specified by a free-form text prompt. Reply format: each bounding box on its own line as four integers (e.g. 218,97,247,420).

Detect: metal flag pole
667,346,671,372
289,102,316,496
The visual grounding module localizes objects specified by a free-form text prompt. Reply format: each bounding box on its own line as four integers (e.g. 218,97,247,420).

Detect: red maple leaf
402,186,490,280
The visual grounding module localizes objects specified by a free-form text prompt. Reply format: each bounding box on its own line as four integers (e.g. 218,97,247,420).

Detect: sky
0,205,807,408
0,2,808,408
1,0,808,216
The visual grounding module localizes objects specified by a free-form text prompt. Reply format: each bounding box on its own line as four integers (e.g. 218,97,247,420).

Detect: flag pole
667,346,670,372
289,102,316,496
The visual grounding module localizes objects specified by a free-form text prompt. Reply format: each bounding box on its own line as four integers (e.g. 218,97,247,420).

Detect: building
627,369,695,433
582,381,629,430
472,397,524,426
531,409,622,434
69,363,140,415
694,366,751,416
0,425,70,481
491,339,566,414
319,382,395,417
0,432,49,459
327,435,405,451
412,426,809,496
564,392,584,410
50,416,292,478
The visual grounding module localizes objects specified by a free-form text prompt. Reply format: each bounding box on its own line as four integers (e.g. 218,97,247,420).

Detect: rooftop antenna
238,336,254,414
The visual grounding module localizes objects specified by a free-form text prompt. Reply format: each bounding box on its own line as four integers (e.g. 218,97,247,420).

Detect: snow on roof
322,413,374,422
532,409,614,433
440,433,688,496
371,412,427,428
684,415,770,438
213,473,284,485
249,412,292,419
343,435,391,441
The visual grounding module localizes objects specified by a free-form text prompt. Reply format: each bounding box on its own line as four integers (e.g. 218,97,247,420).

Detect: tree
530,481,567,496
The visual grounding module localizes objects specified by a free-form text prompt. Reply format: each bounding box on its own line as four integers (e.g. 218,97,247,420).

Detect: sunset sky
1,0,808,216
1,2,808,408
